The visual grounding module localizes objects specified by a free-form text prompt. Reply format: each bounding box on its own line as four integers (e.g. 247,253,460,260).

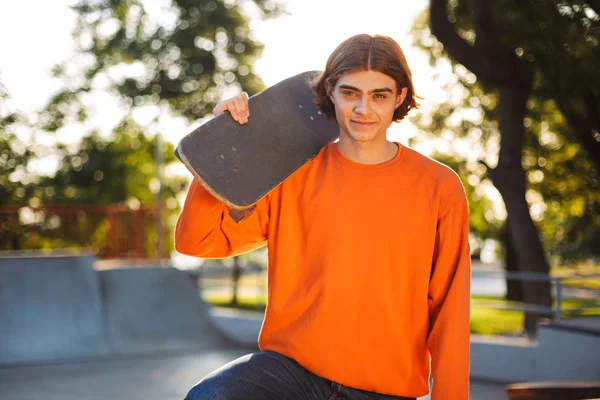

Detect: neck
336,136,398,165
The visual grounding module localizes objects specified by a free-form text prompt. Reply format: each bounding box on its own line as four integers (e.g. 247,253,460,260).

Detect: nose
354,96,370,114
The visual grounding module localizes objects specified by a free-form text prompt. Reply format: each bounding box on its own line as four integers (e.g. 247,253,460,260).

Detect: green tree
39,0,283,132
0,80,36,206
29,0,284,257
37,118,186,205
27,119,188,257
411,0,599,333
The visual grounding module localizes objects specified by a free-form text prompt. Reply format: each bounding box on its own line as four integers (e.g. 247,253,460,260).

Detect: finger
233,97,248,123
241,93,250,119
226,101,241,122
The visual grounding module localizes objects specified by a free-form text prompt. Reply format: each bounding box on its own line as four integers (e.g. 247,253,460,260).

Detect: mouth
350,120,376,126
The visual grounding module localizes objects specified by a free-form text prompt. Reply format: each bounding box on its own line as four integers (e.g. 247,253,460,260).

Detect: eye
341,90,356,97
374,93,387,99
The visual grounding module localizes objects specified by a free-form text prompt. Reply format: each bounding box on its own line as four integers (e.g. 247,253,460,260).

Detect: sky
0,0,446,151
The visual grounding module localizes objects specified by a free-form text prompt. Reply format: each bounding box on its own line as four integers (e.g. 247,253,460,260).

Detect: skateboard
175,71,339,222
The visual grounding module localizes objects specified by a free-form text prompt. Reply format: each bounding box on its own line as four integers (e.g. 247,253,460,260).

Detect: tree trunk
231,256,241,307
430,0,554,335
503,220,523,302
491,87,553,335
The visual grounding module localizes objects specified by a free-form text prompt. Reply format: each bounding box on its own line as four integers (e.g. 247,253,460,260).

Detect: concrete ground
0,256,509,399
0,349,245,400
0,350,507,400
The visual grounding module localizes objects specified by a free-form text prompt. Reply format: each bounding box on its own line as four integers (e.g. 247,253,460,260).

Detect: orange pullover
175,142,471,399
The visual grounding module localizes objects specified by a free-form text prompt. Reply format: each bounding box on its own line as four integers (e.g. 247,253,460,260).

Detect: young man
175,34,471,400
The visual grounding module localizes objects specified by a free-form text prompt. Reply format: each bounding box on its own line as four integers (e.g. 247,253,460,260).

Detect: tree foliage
0,81,36,206
41,0,283,131
35,119,186,206
2,0,285,256
411,0,600,261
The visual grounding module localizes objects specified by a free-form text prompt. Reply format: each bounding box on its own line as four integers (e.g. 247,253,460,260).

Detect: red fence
0,203,169,259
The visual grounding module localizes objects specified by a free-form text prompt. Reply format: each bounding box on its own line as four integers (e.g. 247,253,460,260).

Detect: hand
212,92,250,124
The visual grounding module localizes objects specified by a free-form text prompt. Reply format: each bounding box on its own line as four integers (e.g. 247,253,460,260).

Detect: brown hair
311,34,419,122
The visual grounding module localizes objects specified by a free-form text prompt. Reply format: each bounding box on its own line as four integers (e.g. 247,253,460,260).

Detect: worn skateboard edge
177,143,258,223
176,142,252,210
177,140,327,210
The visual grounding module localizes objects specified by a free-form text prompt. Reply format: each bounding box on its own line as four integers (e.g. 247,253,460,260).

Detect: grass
551,263,600,274
470,306,523,336
206,295,267,311
202,288,599,336
551,264,600,289
561,279,600,290
470,295,600,335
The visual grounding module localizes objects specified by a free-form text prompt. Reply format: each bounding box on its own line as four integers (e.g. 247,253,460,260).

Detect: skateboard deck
175,71,339,222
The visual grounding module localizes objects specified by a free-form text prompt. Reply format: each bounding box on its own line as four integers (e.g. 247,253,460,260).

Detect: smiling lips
350,119,377,128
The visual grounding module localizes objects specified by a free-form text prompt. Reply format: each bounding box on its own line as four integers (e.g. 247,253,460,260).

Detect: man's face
328,70,407,144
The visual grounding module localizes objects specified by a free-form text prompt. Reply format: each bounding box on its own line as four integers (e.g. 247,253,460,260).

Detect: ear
324,81,334,103
395,87,408,109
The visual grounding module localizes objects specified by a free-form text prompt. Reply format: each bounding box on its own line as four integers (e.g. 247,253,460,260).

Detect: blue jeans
184,351,416,400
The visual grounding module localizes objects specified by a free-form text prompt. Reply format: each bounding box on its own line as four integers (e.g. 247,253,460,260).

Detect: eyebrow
338,84,394,94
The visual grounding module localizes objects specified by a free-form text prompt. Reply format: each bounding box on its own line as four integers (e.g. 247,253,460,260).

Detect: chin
350,133,376,142
342,127,381,143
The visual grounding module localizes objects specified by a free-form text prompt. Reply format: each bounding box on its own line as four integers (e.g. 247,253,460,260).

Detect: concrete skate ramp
0,254,243,366
100,267,232,355
0,255,110,365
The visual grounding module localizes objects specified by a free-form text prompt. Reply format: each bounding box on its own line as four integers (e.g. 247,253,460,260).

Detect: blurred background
0,1,599,398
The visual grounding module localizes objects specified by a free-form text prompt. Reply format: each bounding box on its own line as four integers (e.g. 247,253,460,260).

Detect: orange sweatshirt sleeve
174,179,269,258
427,190,471,400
